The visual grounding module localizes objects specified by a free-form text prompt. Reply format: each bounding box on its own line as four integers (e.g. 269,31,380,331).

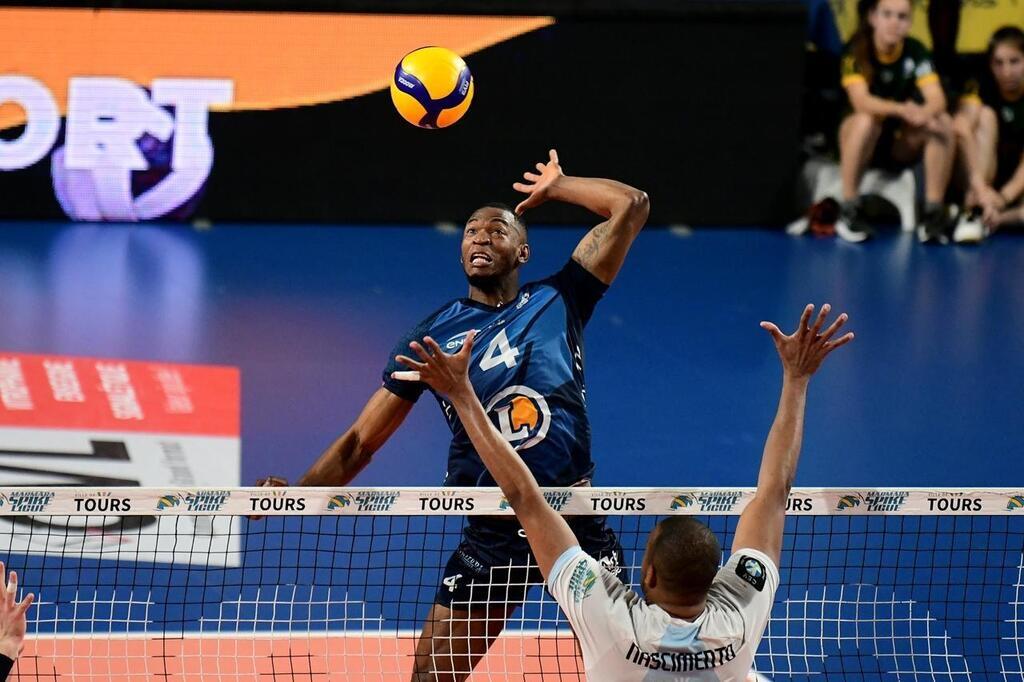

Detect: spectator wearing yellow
953,27,1024,242
837,0,955,244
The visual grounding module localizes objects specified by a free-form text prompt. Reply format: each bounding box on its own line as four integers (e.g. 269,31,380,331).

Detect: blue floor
2,222,1023,679
0,221,1020,488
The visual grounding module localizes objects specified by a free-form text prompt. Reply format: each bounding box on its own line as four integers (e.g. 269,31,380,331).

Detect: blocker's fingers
820,313,848,342
408,341,432,363
549,148,559,164
17,592,34,613
7,570,17,595
797,304,814,334
536,162,546,173
512,182,530,194
825,332,855,354
395,354,426,371
391,370,422,382
462,329,477,353
423,336,445,359
523,172,539,182
760,321,785,344
811,304,831,335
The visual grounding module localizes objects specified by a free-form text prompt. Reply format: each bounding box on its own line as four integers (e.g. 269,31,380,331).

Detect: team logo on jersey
484,385,551,450
837,494,862,510
569,560,597,603
444,330,475,351
670,494,694,510
1003,106,1015,124
736,555,767,592
1007,495,1024,511
599,554,622,576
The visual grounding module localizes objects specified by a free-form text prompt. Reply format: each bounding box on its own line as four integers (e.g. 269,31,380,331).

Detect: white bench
787,158,917,234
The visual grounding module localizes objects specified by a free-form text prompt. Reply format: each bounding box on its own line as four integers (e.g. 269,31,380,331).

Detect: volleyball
390,46,474,129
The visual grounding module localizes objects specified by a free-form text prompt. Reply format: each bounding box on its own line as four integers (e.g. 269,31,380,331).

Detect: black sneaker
916,204,951,245
835,201,873,243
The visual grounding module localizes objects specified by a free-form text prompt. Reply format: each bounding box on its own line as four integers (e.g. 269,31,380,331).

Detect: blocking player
258,149,650,680
0,563,34,682
395,303,852,679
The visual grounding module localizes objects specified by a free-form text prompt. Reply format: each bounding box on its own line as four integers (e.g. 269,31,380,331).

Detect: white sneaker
953,211,986,244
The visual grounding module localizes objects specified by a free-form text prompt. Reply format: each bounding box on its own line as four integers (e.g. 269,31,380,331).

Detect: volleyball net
1,486,1022,681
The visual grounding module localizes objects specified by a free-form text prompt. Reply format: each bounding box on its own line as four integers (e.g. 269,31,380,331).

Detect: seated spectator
0,563,34,682
953,26,1024,242
836,0,955,243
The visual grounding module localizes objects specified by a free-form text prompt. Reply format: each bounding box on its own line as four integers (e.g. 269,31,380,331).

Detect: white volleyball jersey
547,545,778,681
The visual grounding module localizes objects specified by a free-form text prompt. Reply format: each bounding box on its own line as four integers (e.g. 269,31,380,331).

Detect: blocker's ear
643,562,658,590
518,242,531,264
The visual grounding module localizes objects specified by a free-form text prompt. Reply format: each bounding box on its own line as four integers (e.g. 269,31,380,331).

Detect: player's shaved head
645,517,722,600
473,202,527,238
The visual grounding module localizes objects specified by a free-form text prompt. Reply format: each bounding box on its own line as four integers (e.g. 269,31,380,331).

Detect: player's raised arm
513,149,649,285
732,304,854,567
255,387,413,492
0,562,34,682
392,332,577,579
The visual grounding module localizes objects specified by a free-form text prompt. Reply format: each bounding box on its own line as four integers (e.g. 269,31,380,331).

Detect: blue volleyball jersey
382,259,607,487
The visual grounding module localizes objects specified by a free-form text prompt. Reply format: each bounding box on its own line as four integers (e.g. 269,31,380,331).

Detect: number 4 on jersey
479,329,519,371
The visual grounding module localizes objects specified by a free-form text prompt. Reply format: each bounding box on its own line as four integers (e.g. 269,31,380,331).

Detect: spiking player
396,304,852,680
257,149,650,680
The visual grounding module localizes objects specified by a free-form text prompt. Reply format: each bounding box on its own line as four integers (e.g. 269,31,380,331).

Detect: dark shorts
869,116,911,172
841,108,914,172
435,516,623,609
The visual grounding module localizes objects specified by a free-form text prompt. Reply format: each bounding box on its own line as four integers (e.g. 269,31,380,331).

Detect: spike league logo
485,385,551,450
0,76,233,221
155,490,230,512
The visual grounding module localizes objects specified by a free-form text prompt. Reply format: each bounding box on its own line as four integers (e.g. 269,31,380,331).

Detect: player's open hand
0,562,34,661
760,304,853,380
392,331,476,399
513,149,564,215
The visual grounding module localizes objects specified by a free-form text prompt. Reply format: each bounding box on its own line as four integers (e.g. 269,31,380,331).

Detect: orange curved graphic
0,9,553,130
509,395,540,432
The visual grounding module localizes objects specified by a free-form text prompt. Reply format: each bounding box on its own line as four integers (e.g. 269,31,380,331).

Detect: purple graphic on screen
51,128,211,222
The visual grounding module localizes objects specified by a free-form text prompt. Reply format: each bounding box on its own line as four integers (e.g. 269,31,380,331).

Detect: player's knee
841,112,881,150
978,105,998,132
850,112,880,136
952,113,974,141
931,112,954,143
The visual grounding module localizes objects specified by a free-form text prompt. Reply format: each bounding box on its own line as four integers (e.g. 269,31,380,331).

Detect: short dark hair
476,202,527,236
649,517,722,598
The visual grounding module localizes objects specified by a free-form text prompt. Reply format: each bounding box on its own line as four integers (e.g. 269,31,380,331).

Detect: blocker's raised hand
760,304,853,380
393,331,477,399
